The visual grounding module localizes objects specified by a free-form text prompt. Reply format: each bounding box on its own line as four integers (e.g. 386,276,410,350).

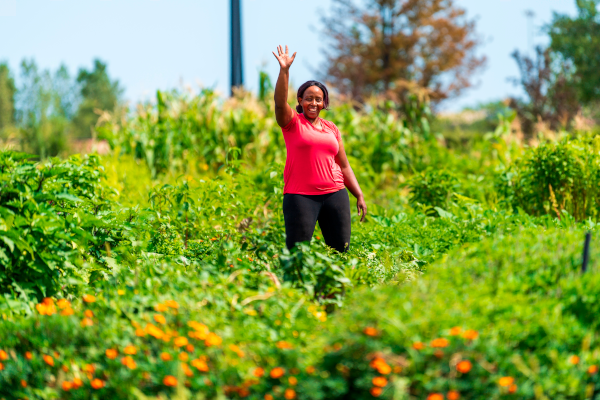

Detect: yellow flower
205,332,222,347
498,376,514,387
124,346,137,355
174,336,189,347
146,323,165,339
165,300,179,309
154,314,167,325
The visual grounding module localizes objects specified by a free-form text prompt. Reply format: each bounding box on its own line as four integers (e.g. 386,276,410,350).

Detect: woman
272,45,367,253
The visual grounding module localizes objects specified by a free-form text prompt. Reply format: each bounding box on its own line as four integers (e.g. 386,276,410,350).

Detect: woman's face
298,86,325,119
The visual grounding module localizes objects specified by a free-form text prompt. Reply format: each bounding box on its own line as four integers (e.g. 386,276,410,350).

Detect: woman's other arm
335,140,367,222
272,45,296,128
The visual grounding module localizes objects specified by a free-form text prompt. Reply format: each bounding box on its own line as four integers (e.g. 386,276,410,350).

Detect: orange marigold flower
289,376,298,385
306,365,316,374
25,351,33,360
364,327,379,336
21,379,27,387
509,384,517,394
229,344,245,357
412,342,425,350
191,358,209,372
154,314,167,325
91,378,105,389
372,376,388,387
498,377,514,387
123,345,136,355
0,362,3,371
174,337,189,347
36,302,56,315
284,388,296,399
80,318,93,327
270,367,285,379
62,365,69,372
188,321,210,339
146,323,165,339
0,350,7,360
57,299,70,309
136,328,146,337
62,381,73,391
449,326,462,336
186,344,195,352
84,309,94,318
456,360,472,374
426,394,444,400
43,355,54,366
84,363,95,374
121,356,137,369
265,395,274,400
462,330,478,340
82,294,96,303
163,375,177,387
377,363,392,374
254,367,265,377
61,307,74,316
431,338,449,348
370,387,383,397
160,352,172,361
73,377,83,388
165,300,179,309
182,362,194,377
447,390,460,400
155,303,168,312
205,332,222,347
179,352,189,361
276,341,294,350
588,365,599,375
569,355,580,365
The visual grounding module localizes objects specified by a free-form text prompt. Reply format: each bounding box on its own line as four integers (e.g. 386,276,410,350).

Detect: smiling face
298,85,325,120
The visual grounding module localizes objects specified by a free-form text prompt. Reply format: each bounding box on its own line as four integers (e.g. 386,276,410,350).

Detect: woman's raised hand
272,45,297,70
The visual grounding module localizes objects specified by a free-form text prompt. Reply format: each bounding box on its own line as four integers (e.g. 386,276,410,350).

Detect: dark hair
296,80,330,113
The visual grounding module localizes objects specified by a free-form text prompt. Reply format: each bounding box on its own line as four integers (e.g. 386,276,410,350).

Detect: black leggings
283,189,351,253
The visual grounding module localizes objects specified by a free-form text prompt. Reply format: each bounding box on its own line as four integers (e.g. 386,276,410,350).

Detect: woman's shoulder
320,118,341,139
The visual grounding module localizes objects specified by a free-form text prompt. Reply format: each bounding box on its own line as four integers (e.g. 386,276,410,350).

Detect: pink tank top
281,112,345,195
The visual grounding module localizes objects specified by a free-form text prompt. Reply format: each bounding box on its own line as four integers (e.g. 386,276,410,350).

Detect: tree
15,60,74,157
508,46,579,137
72,59,123,138
549,0,600,104
320,0,485,106
0,63,16,131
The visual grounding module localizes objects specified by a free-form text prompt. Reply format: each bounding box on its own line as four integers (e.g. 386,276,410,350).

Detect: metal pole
231,0,243,96
582,232,591,273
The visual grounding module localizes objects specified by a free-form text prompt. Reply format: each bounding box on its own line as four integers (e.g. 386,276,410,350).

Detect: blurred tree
508,46,579,137
72,59,123,138
320,0,485,106
15,60,73,157
0,63,16,131
549,0,600,104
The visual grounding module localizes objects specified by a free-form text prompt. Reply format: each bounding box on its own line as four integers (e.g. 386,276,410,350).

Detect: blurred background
0,0,598,156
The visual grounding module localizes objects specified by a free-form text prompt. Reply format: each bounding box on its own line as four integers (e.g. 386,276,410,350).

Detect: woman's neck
303,113,319,125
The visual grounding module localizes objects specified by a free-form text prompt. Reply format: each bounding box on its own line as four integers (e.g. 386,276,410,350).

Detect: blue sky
0,0,578,111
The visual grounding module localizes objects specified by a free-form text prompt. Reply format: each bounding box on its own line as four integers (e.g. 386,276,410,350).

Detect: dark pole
582,232,591,273
231,0,243,96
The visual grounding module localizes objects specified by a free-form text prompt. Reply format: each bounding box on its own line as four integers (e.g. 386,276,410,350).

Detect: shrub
498,137,600,220
406,169,461,213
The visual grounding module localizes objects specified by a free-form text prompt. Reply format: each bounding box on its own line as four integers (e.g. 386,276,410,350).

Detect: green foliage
498,137,600,220
0,62,16,131
72,59,124,138
406,169,460,212
549,0,600,104
0,151,124,302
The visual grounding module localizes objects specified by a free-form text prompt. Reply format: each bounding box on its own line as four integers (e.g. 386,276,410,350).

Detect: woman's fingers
290,52,297,63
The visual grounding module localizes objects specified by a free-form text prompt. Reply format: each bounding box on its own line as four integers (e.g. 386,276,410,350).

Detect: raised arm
272,45,297,128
